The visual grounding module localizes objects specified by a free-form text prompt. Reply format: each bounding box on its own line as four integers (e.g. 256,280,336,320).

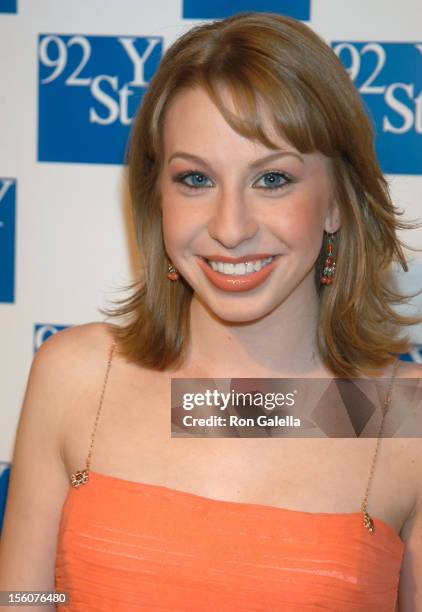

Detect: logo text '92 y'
332,41,422,175
37,34,163,165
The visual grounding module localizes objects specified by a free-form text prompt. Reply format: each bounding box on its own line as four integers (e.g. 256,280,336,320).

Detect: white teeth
208,256,275,276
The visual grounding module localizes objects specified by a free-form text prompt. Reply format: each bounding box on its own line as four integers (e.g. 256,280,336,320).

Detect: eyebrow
167,150,305,168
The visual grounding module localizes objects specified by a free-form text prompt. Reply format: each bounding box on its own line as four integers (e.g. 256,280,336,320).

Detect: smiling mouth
200,255,281,276
196,253,282,293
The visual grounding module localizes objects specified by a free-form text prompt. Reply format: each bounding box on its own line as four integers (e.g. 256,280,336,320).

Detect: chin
205,296,282,324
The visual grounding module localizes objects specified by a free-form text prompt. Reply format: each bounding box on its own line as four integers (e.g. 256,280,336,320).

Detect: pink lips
197,255,281,293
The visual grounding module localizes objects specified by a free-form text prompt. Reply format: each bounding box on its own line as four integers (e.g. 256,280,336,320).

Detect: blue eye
253,171,290,190
174,171,212,190
172,169,292,192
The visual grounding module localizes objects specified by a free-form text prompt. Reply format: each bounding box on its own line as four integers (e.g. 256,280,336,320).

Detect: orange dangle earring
320,232,336,285
167,262,179,281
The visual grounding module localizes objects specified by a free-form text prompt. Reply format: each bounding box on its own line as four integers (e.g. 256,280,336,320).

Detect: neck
184,273,329,378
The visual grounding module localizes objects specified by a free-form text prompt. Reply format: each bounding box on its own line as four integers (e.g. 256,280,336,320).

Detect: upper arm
0,322,113,592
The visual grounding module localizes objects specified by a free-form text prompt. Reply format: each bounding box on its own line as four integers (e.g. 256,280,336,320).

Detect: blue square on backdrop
332,41,422,175
38,34,163,165
0,0,17,13
0,465,11,534
183,0,310,20
0,179,16,303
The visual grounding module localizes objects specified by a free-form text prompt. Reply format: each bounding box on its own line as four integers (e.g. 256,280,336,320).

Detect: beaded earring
167,262,179,281
320,232,337,285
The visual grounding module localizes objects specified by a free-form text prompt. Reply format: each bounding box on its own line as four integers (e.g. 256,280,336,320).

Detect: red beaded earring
167,262,179,281
320,232,336,285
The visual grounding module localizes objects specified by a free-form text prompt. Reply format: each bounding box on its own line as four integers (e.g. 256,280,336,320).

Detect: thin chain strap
71,346,401,537
360,356,400,533
70,341,117,488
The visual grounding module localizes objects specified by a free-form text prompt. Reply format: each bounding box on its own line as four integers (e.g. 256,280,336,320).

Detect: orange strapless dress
54,343,404,611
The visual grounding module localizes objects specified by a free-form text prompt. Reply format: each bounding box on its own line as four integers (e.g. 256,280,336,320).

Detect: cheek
275,192,327,252
161,209,183,254
161,192,199,254
161,178,191,223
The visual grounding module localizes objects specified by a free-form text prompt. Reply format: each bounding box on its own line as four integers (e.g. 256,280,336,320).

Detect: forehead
161,86,330,177
162,85,293,156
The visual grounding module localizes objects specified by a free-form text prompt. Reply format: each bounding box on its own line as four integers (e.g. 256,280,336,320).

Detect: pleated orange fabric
55,470,404,611
54,343,404,610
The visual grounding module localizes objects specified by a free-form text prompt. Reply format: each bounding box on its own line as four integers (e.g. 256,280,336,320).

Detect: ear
324,200,341,233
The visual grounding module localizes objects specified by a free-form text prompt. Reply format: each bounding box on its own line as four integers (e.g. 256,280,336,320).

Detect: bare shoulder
394,356,422,465
395,359,422,379
34,320,119,393
40,320,119,437
40,320,117,361
0,320,117,589
398,397,422,609
394,360,422,534
390,360,422,607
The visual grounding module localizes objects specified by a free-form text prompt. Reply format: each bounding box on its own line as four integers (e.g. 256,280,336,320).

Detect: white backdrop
0,0,421,472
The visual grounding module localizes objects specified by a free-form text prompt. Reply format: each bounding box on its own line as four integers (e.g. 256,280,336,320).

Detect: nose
207,186,259,248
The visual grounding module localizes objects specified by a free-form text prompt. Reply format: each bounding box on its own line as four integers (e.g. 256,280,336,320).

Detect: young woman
1,11,421,611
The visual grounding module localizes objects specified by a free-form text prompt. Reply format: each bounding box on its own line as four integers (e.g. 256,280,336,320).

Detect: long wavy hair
100,11,422,377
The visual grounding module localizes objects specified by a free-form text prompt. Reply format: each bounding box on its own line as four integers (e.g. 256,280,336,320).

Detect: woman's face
160,85,340,322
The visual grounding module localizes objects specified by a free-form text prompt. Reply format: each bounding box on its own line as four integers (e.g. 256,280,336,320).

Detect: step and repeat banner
0,0,421,530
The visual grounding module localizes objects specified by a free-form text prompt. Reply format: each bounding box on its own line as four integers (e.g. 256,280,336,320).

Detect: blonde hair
101,11,422,377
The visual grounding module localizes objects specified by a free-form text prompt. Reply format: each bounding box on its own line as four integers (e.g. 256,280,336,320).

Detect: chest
60,362,415,536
